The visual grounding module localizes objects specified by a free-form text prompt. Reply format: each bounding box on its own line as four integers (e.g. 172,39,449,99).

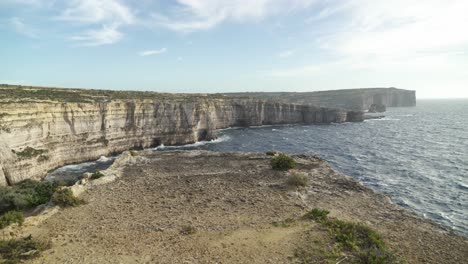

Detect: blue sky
1,0,467,98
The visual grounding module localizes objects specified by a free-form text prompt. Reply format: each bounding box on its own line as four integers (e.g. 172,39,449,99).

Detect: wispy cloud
315,0,468,58
271,0,468,78
71,24,123,46
152,0,316,32
57,0,134,24
278,49,294,58
139,48,167,56
10,17,38,38
60,0,133,46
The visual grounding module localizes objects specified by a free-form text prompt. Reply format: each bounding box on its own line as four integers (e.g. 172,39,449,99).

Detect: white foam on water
365,117,400,122
97,156,111,162
153,135,230,150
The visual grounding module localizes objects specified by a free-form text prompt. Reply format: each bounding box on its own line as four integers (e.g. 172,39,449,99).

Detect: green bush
286,173,309,187
303,208,330,223
130,150,139,157
271,153,296,171
265,150,277,156
0,180,59,214
303,208,396,263
0,235,51,264
14,147,47,159
90,171,104,180
0,211,24,229
51,189,84,207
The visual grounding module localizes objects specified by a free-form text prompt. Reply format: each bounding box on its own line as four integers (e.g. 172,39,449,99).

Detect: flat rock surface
28,151,467,263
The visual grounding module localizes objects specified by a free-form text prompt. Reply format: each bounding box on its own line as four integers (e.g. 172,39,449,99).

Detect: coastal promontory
0,85,363,185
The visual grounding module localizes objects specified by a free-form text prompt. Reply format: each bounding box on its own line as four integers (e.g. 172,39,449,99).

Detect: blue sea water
47,99,468,236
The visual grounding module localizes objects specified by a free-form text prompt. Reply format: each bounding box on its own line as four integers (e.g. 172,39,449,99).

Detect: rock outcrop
0,85,363,185
225,87,416,112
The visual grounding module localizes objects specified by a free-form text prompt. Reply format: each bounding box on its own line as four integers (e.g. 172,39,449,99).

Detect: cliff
225,87,416,112
0,85,363,185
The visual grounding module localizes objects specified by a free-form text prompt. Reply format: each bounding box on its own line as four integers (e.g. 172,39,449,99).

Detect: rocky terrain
0,85,363,186
225,87,416,112
13,150,467,263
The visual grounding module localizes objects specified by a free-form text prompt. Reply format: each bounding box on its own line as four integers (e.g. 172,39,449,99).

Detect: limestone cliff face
225,87,416,112
0,98,362,185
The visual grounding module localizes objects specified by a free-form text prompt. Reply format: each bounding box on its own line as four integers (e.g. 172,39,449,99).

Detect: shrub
286,173,309,187
303,208,396,263
51,189,84,207
271,153,296,171
303,208,330,223
14,147,47,159
0,235,51,264
180,225,197,235
129,150,139,157
0,211,24,229
90,171,104,180
272,217,296,228
53,178,78,187
265,150,277,156
0,180,58,214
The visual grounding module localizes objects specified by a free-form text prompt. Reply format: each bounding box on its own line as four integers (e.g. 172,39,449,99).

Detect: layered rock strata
225,87,416,112
0,86,363,185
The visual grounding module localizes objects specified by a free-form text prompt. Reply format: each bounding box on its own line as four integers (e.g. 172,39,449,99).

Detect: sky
1,0,467,98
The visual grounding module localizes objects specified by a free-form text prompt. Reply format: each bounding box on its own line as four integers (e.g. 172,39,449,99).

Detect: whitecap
153,135,230,150
97,156,110,162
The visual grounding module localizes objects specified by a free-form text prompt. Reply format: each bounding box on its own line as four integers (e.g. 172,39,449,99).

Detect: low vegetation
129,150,139,157
271,153,296,171
51,188,85,207
0,179,84,229
0,180,58,214
301,208,397,264
272,217,296,228
0,235,51,264
0,84,226,104
0,211,24,229
180,225,197,235
265,150,277,156
286,173,309,187
13,147,47,159
90,171,105,180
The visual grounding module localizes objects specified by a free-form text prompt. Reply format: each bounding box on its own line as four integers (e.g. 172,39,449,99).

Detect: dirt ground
26,151,467,263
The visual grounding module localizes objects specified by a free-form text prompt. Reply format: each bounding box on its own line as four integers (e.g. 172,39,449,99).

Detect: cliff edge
0,85,363,185
225,87,416,112
17,151,467,264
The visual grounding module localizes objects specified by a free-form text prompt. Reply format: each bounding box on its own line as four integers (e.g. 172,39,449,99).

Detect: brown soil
26,151,467,263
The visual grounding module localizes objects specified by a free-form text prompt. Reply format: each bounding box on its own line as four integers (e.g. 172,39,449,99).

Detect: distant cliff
225,88,416,112
0,85,363,185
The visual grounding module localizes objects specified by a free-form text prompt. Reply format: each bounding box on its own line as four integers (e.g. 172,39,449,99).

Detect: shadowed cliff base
11,151,467,264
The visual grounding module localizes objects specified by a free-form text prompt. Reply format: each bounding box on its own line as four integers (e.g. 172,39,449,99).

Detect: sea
46,99,468,236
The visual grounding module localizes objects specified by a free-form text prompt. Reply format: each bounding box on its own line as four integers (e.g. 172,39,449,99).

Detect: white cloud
272,0,468,81
58,0,134,46
71,24,123,46
278,49,294,58
58,0,133,24
139,48,167,56
316,0,468,58
10,17,37,38
153,0,316,32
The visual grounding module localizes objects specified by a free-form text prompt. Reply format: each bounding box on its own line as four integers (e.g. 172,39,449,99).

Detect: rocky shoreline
7,150,466,263
0,85,364,186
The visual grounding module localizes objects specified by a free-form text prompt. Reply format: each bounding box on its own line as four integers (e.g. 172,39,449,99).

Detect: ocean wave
153,135,230,150
97,156,113,163
365,117,401,121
